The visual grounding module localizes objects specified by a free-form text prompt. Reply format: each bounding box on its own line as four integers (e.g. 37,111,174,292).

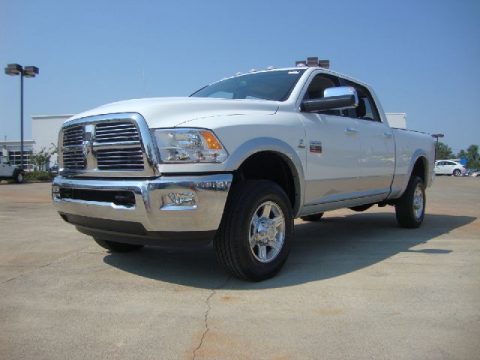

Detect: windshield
190,69,306,102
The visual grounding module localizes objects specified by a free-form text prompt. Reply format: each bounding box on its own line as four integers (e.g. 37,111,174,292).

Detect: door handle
384,132,393,139
345,127,358,135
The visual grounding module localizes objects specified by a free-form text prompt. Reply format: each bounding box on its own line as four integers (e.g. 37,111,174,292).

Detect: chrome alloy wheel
413,184,424,220
249,201,285,263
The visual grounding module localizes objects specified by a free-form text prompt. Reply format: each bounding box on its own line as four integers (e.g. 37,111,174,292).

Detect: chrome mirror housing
323,86,359,108
302,86,359,112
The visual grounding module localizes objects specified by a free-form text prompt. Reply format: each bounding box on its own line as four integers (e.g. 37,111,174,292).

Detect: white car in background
434,160,466,176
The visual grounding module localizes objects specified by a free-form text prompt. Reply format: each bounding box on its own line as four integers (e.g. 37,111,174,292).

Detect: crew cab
52,65,435,281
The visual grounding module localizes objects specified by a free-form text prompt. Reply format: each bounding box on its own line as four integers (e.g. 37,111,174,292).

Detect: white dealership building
31,114,73,167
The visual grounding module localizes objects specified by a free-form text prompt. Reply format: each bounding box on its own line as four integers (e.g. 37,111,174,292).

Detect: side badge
309,141,322,154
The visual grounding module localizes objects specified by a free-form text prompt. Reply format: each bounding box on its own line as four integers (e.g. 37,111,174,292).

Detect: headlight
153,128,228,163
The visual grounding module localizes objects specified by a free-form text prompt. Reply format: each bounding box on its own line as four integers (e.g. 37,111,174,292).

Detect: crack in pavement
0,245,91,286
192,276,231,360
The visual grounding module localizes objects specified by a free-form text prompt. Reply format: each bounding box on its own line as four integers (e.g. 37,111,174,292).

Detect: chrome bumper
52,174,232,235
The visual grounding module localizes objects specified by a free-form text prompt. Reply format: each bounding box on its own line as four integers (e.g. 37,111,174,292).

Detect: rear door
445,161,457,174
341,80,395,198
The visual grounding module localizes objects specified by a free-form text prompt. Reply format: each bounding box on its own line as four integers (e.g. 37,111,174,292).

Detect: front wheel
395,176,426,228
214,180,293,281
94,238,143,252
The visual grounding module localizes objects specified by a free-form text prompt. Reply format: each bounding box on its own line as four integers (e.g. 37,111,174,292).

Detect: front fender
224,137,305,216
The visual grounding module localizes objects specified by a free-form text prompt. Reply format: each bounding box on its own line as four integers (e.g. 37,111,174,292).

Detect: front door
300,112,363,206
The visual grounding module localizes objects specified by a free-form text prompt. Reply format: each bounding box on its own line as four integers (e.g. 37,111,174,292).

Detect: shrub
24,171,54,182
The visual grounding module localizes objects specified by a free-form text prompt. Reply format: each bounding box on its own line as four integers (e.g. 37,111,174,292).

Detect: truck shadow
103,213,475,289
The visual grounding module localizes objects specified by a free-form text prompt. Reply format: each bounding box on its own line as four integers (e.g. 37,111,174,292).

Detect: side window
303,73,347,116
343,81,381,122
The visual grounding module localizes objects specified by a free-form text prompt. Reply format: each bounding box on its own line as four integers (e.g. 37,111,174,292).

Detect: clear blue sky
1,0,479,153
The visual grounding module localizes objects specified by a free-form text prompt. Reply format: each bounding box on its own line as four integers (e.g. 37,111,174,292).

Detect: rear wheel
214,180,293,281
300,213,324,222
453,169,461,177
395,176,425,228
94,238,143,252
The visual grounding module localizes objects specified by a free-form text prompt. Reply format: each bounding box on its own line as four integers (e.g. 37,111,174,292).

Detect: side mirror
301,86,358,112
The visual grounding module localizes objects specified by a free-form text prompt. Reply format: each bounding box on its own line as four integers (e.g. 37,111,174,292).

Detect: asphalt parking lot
0,177,479,360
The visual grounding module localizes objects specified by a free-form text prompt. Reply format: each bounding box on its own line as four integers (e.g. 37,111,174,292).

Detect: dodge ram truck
52,65,435,281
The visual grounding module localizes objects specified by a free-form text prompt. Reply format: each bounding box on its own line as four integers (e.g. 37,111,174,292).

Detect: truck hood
66,97,279,128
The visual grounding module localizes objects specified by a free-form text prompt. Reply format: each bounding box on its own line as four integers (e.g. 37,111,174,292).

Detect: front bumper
52,174,232,244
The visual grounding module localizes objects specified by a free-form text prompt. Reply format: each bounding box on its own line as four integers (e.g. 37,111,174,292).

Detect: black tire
94,238,143,252
14,171,24,184
395,176,426,228
300,213,324,222
214,180,293,281
453,169,461,177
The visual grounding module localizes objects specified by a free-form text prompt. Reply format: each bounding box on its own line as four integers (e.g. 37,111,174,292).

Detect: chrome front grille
63,125,86,170
63,125,84,147
63,149,85,170
93,121,144,171
96,147,144,170
94,122,140,143
59,113,158,177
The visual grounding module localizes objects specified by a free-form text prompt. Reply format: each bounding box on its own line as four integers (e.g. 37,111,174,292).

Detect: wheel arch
402,150,430,192
411,155,427,184
226,138,305,216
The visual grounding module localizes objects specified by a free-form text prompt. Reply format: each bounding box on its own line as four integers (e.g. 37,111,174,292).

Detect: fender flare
224,137,305,216
400,149,429,195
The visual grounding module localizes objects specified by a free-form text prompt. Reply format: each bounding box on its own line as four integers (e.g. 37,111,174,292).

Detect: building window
8,150,33,171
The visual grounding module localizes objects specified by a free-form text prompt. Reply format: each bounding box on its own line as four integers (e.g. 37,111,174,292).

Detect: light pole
4,63,39,170
432,133,444,160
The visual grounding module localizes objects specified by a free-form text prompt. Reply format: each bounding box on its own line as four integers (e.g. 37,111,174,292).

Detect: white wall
32,115,73,166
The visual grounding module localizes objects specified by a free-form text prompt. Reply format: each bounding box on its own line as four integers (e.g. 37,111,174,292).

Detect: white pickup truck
0,156,24,183
52,65,435,281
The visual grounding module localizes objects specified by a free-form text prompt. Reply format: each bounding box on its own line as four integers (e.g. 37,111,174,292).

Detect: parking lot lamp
4,64,39,170
432,133,444,160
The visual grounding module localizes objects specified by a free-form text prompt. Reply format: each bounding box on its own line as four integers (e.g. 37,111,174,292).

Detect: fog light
163,192,196,208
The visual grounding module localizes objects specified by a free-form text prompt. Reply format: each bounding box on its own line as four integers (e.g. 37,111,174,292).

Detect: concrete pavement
0,177,479,359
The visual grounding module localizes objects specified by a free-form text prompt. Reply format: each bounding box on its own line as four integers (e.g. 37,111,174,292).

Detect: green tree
457,149,467,160
435,141,453,160
31,146,56,171
466,144,480,168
